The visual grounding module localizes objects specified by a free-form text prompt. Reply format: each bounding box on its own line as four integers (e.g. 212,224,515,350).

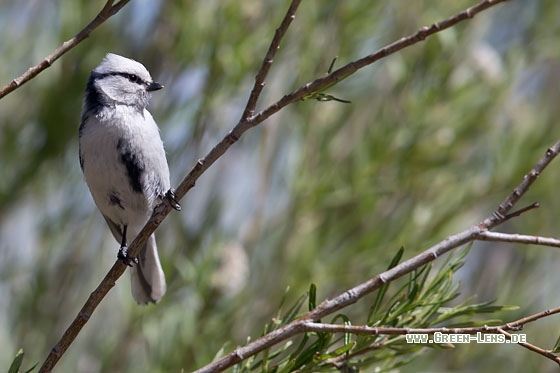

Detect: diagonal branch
0,0,130,100
39,0,512,372
302,305,560,335
193,139,560,372
476,231,560,248
242,0,511,131
497,328,560,365
240,0,302,121
38,262,124,373
304,306,560,366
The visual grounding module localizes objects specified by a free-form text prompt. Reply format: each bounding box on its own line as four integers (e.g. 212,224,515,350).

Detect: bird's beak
147,81,164,91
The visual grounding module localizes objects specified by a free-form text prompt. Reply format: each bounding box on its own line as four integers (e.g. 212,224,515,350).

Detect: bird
78,53,180,304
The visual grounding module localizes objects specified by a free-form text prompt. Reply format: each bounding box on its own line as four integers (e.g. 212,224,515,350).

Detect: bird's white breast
80,105,170,235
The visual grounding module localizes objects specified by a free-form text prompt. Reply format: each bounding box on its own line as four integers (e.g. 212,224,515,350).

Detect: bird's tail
130,234,166,304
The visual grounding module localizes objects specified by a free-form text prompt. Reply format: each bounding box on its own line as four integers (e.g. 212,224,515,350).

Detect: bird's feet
166,188,182,211
118,245,139,267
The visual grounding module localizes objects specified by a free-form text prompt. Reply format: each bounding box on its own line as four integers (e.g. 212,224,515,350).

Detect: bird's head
88,53,163,110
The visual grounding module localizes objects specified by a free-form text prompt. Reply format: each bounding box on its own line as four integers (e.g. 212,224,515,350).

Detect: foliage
8,349,36,373
1,1,560,372
233,247,515,372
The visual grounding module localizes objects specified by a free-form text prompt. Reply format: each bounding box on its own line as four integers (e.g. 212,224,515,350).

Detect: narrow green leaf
369,247,405,321
24,363,38,373
407,280,419,301
328,56,338,74
287,333,310,364
332,314,353,346
388,247,405,269
316,341,356,360
8,349,24,373
304,92,352,103
309,283,317,311
282,291,308,326
550,335,560,353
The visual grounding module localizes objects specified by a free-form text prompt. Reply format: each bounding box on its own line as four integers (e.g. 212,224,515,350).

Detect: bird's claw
118,246,138,267
166,189,181,211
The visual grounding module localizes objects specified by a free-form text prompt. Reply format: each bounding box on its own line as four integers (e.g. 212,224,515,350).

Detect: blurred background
1,0,560,371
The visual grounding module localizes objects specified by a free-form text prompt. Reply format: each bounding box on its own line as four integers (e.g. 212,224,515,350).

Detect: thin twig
476,231,560,248
240,0,302,121
0,0,130,100
492,147,560,224
310,308,560,367
302,322,520,335
507,306,560,327
240,0,512,134
502,202,540,223
303,305,560,335
497,328,560,365
38,262,125,373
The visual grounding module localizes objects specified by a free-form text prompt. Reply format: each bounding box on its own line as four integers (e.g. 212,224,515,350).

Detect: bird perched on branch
78,53,180,304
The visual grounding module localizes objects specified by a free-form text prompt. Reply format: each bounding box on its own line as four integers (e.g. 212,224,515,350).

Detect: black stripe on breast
117,138,145,193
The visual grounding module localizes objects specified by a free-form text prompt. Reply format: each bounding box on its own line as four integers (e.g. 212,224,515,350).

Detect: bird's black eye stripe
95,72,145,85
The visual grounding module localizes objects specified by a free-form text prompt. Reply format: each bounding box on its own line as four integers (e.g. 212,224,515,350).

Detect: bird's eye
127,74,141,84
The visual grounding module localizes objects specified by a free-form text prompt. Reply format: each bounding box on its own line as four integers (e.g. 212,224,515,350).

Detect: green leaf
550,335,560,354
303,92,352,103
327,56,338,74
281,291,309,326
316,341,356,361
433,300,517,324
332,314,353,346
24,363,38,373
287,333,310,363
388,247,405,269
8,349,24,373
309,283,317,311
369,247,405,321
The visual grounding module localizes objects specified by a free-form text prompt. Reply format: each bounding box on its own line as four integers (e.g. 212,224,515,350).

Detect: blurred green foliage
234,247,518,372
2,0,560,372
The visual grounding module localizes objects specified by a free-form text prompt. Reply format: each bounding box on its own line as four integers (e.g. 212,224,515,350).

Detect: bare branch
240,0,302,120
38,262,125,373
303,322,518,336
502,202,540,222
508,306,560,326
0,0,130,100
491,147,560,224
243,0,511,131
476,231,560,248
327,308,560,368
497,328,560,365
303,306,560,335
304,308,560,367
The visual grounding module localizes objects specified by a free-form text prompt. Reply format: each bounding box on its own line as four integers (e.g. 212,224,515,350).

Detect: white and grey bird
79,53,180,304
